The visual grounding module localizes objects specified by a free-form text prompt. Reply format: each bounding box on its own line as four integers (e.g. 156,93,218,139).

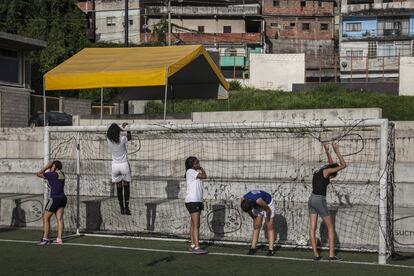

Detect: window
270,23,278,28
378,42,395,57
379,18,409,37
0,48,20,84
198,26,205,33
106,17,116,26
273,0,279,6
223,26,232,33
346,50,363,59
129,19,133,26
300,1,306,7
383,21,402,36
346,22,361,32
302,23,310,31
290,22,296,27
320,23,329,31
395,41,411,56
368,41,377,58
318,0,323,7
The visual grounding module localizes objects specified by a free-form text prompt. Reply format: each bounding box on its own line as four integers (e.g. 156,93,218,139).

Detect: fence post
350,52,353,83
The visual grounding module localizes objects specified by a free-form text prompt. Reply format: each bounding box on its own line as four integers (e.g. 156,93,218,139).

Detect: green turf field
0,228,413,276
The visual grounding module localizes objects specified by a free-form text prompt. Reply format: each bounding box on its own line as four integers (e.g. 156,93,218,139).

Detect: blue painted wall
342,17,377,38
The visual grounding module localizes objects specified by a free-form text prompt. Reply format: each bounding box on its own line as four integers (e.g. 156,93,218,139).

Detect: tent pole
100,88,103,125
164,66,169,121
43,77,46,126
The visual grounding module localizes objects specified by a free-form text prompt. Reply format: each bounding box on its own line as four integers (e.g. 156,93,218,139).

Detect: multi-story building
0,32,46,127
141,0,264,78
340,0,414,82
263,0,338,82
77,0,140,44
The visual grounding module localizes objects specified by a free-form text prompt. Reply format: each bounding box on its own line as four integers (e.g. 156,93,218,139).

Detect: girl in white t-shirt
184,156,208,255
107,122,132,215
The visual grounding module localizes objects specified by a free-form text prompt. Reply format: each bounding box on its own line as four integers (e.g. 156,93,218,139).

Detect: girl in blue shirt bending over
241,190,276,256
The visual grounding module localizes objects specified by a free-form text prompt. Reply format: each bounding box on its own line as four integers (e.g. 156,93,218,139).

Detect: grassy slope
144,85,414,121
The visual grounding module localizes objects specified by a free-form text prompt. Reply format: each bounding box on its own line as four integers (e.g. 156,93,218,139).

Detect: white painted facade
248,53,305,91
147,18,246,34
95,0,140,44
399,56,414,96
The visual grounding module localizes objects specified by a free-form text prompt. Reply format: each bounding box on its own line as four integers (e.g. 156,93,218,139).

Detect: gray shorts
308,193,330,217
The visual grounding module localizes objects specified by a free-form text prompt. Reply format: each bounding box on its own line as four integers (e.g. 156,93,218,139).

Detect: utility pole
124,0,129,114
168,0,171,46
124,0,129,47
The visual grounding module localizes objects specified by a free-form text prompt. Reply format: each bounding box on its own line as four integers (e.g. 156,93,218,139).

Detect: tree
0,0,91,95
152,18,168,44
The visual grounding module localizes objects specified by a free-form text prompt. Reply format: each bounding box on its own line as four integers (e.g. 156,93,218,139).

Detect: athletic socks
117,186,124,214
124,184,131,215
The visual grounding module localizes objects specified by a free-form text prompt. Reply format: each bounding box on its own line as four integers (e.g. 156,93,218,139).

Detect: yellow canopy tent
43,45,229,121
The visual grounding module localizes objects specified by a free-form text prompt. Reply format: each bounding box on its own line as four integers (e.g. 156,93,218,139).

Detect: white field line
81,233,378,253
0,238,413,270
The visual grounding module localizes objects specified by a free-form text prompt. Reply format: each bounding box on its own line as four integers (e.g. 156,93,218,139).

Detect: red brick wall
266,18,333,40
263,0,334,17
141,33,262,44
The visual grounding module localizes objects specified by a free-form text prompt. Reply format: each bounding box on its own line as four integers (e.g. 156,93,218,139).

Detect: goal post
44,119,394,264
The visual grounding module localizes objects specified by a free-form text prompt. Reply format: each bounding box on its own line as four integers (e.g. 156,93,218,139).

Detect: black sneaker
124,207,131,215
266,250,274,256
328,256,343,261
247,248,257,255
120,207,125,215
313,256,322,261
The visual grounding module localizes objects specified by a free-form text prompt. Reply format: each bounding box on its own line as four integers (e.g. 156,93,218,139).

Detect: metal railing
342,28,414,40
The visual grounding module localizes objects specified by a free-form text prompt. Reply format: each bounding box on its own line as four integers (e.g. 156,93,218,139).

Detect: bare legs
309,213,319,257
42,208,64,241
309,214,336,258
42,211,53,239
189,211,201,248
250,216,275,252
322,215,336,257
55,208,64,240
265,217,275,250
251,216,262,249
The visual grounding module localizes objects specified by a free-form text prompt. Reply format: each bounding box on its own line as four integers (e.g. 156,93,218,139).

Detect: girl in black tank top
308,143,347,261
312,166,332,196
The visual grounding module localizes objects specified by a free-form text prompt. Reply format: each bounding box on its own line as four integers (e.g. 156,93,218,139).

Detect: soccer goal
44,119,395,264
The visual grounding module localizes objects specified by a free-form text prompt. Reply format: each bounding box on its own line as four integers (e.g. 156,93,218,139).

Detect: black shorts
185,202,204,214
45,196,67,213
